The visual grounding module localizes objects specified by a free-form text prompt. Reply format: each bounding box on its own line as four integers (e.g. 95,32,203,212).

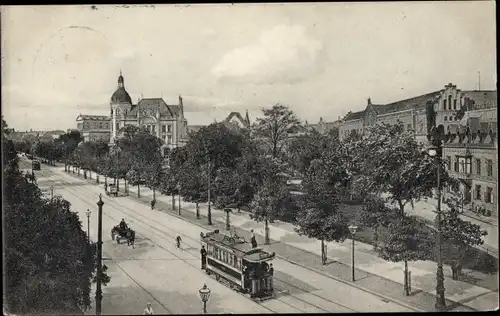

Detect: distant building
223,111,251,130
76,115,111,142
306,117,341,134
109,71,189,150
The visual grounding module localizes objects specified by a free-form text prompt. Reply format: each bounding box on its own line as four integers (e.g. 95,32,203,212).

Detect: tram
201,230,276,300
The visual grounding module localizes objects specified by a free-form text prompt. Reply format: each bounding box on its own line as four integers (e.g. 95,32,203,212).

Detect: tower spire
118,70,124,88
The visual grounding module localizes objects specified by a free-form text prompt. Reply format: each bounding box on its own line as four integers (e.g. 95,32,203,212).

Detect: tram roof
202,230,275,260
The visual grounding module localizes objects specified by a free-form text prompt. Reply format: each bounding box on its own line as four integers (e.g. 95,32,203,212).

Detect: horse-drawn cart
111,225,135,247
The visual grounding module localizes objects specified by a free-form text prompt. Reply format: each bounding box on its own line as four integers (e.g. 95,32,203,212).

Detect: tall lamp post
96,194,104,316
348,225,358,282
85,209,91,240
199,283,211,314
428,145,446,311
177,184,182,216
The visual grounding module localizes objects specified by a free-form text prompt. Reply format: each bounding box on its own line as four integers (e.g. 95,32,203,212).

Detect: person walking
143,302,154,315
250,229,257,248
200,245,207,270
150,199,156,210
176,235,182,249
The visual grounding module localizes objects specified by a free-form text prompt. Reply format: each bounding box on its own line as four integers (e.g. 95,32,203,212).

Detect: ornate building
76,115,110,142
109,71,189,150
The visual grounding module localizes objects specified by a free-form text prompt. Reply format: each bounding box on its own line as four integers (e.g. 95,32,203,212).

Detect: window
453,99,457,110
443,99,447,110
476,159,481,175
444,116,448,121
167,136,172,144
99,123,103,129
459,157,465,173
162,124,166,133
407,124,412,131
487,159,493,176
465,157,471,174
446,156,451,170
167,125,172,133
475,185,482,200
449,116,453,121
151,125,156,134
454,157,459,172
115,122,119,132
448,95,452,109
486,187,493,203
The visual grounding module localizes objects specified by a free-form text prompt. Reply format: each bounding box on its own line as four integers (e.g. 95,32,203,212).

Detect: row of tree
14,104,488,295
3,117,109,314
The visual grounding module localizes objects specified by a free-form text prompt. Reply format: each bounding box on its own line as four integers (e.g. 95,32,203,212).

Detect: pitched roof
224,111,250,127
344,110,365,121
76,115,110,121
129,98,181,117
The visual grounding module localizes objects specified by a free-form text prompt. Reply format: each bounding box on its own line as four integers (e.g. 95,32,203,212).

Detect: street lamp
177,184,181,216
85,209,91,240
348,225,358,282
427,144,446,311
199,283,211,314
96,194,104,316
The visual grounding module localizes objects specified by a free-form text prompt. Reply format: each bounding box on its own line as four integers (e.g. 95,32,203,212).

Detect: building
76,115,110,142
442,95,497,215
108,71,189,150
339,83,496,145
339,82,498,216
306,117,341,135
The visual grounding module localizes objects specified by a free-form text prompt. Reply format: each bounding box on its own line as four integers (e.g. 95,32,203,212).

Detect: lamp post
348,225,358,282
199,283,211,314
50,185,54,201
85,209,91,240
177,184,181,216
96,194,104,316
428,145,447,311
224,209,231,231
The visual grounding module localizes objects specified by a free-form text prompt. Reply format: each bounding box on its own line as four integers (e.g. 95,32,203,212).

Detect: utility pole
96,194,104,316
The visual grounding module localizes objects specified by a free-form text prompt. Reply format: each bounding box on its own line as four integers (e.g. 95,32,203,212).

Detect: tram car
201,230,276,301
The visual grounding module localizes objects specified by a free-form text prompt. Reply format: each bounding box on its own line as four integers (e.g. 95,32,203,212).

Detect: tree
440,207,487,280
359,196,394,250
379,214,435,296
3,118,109,314
295,139,352,264
353,122,459,295
253,104,302,158
249,156,291,244
287,129,330,176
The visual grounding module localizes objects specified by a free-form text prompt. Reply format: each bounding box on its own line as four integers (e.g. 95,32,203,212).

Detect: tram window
223,252,228,263
214,247,219,260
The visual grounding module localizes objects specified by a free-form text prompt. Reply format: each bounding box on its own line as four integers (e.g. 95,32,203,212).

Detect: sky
1,2,497,132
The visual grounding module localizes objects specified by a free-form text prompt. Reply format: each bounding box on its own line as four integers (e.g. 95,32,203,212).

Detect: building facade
307,117,341,134
339,82,498,216
108,72,189,150
442,101,497,215
76,115,111,143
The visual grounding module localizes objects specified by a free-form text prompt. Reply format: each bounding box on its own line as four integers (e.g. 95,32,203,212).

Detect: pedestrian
200,245,207,270
250,229,257,248
104,182,108,193
176,235,182,249
269,263,274,275
143,302,154,315
151,199,156,210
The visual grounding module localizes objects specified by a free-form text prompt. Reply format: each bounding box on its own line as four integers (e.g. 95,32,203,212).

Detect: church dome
111,88,132,104
110,70,132,104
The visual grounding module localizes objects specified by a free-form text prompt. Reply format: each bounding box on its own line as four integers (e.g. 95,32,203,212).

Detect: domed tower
110,70,132,145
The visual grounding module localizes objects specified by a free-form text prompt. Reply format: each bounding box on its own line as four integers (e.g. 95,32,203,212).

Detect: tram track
38,167,395,313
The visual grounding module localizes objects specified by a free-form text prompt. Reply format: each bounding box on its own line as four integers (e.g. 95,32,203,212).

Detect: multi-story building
442,96,497,215
76,115,111,142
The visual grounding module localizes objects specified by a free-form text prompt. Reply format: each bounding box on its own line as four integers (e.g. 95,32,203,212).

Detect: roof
224,111,250,127
111,87,132,104
128,98,182,118
343,91,441,121
462,90,497,110
187,125,205,134
76,115,110,121
375,91,441,115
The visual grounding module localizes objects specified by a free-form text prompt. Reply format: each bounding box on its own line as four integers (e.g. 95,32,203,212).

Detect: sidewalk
65,170,498,311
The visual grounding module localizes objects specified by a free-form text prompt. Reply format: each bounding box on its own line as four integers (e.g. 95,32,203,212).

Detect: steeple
245,109,250,126
118,70,124,88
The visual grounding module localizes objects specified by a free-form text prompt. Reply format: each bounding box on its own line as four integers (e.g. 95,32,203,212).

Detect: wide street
22,158,418,314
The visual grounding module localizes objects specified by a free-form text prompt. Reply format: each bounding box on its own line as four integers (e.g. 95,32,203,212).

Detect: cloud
212,25,325,85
